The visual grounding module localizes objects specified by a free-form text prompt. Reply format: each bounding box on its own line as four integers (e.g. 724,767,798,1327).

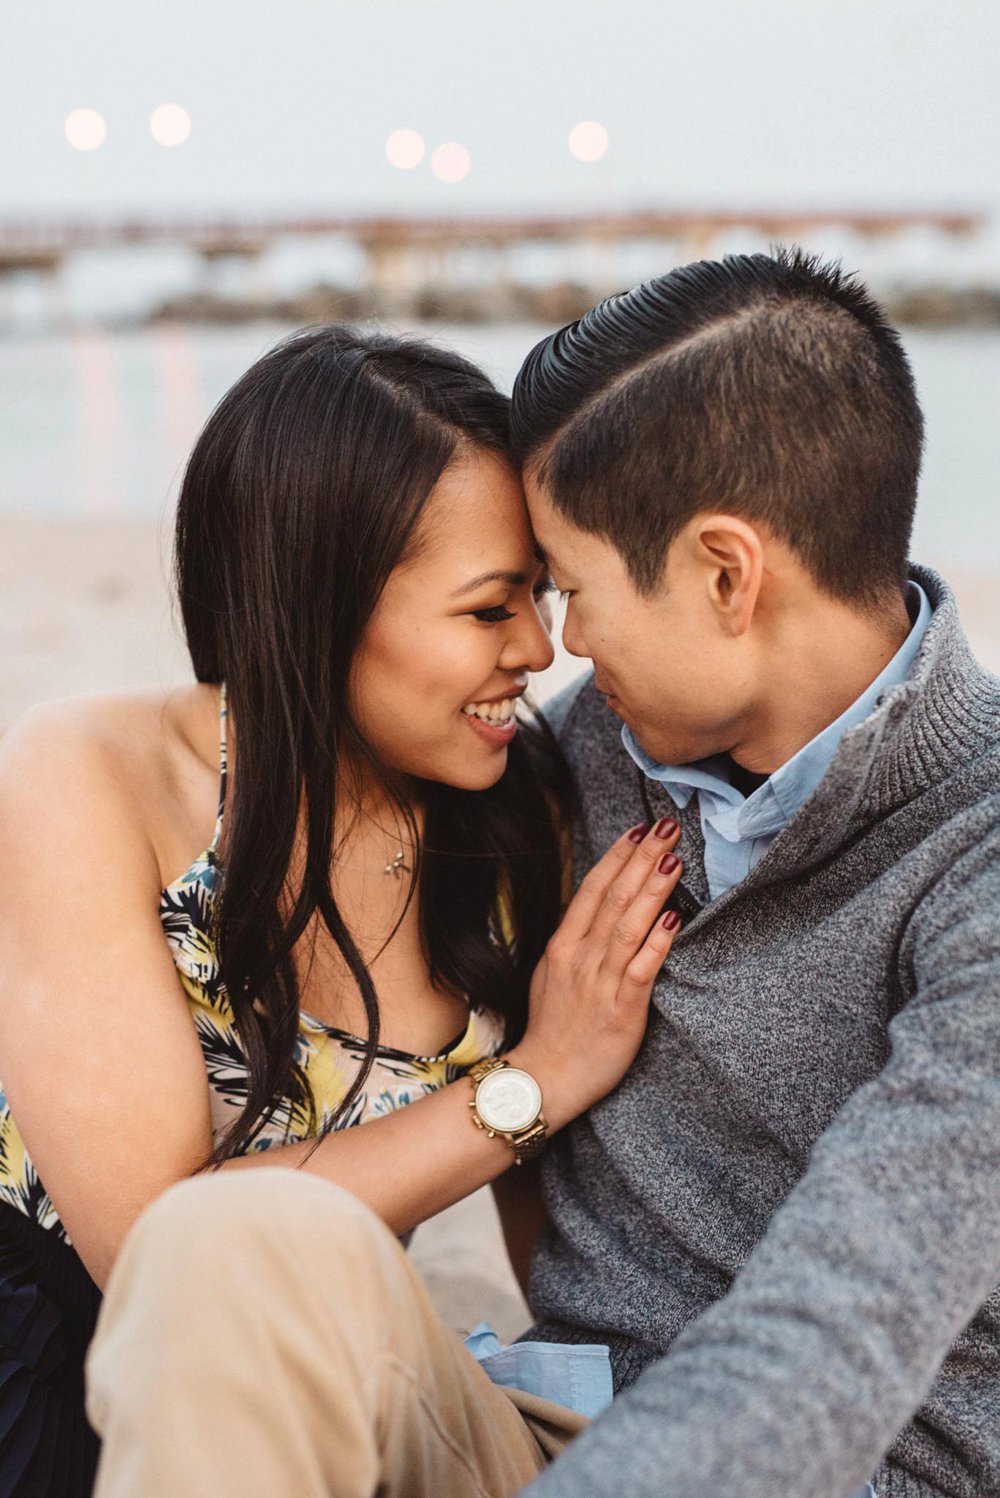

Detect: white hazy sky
3,0,999,216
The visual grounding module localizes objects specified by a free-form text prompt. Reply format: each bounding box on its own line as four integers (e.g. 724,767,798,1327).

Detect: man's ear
693,515,764,637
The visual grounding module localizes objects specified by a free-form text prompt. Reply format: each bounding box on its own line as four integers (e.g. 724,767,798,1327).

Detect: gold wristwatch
468,1057,548,1165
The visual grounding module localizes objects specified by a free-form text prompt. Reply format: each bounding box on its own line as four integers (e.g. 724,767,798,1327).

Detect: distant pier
0,207,989,328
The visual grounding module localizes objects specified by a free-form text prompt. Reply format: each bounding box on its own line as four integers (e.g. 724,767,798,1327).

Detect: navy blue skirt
0,1203,102,1496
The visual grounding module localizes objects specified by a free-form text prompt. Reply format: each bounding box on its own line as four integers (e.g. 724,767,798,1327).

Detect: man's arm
523,803,1000,1498
492,1160,548,1301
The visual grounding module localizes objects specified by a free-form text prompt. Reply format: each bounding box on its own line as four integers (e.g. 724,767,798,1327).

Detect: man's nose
561,607,589,660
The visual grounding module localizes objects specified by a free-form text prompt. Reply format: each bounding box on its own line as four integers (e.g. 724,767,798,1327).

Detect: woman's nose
501,606,555,675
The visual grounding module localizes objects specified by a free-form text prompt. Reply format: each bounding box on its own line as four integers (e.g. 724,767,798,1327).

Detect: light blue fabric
464,1322,613,1419
622,583,933,901
465,1327,875,1490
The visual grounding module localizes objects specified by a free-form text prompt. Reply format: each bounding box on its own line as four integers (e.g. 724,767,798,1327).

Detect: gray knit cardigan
524,567,1000,1498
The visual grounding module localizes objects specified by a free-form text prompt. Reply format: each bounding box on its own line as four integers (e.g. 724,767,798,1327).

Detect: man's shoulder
537,671,593,740
538,671,623,761
921,785,1000,915
538,673,645,847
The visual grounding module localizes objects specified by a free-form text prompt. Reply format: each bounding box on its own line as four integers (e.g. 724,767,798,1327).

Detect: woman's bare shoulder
0,685,220,878
0,685,208,780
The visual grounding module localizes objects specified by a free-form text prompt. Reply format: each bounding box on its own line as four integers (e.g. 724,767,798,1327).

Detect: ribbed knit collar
863,565,1000,815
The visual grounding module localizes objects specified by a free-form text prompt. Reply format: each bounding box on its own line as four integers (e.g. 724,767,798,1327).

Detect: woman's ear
694,514,764,637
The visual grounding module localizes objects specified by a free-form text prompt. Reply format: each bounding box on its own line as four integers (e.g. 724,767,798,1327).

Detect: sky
3,0,999,218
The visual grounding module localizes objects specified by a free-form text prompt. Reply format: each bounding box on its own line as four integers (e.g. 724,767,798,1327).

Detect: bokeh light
149,103,192,147
65,109,107,152
568,120,609,163
385,128,426,170
430,142,471,183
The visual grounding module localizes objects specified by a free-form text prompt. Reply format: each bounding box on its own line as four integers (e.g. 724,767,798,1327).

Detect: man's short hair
510,247,924,606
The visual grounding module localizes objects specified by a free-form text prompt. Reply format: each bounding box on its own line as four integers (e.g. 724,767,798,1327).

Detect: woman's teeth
462,697,516,724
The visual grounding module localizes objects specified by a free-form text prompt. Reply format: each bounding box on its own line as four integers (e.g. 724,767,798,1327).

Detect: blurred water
1,321,998,569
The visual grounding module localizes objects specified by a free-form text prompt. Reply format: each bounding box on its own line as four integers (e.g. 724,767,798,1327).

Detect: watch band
468,1057,548,1165
469,1056,507,1086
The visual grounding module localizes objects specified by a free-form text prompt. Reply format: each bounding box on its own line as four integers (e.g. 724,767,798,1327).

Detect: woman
0,328,684,1495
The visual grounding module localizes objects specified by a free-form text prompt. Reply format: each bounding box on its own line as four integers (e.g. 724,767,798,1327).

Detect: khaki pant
85,1170,587,1497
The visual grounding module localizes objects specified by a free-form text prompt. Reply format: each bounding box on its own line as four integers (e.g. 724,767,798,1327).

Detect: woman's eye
472,605,516,623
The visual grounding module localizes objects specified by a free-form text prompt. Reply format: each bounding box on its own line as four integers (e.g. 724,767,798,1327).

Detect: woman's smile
460,683,526,746
461,702,519,747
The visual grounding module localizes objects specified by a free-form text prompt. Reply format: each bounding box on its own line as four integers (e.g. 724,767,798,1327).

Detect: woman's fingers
621,908,681,991
522,821,684,1123
553,822,655,944
587,818,682,953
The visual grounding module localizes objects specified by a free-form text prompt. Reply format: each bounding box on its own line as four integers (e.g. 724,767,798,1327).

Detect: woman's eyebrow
450,569,526,597
450,551,548,597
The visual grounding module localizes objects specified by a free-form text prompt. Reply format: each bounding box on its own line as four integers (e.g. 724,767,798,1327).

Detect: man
512,248,1000,1497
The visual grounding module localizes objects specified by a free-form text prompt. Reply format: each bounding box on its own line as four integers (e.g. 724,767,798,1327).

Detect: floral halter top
0,687,505,1240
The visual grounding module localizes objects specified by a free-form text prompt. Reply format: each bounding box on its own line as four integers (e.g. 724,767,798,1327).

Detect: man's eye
534,577,557,598
472,605,516,623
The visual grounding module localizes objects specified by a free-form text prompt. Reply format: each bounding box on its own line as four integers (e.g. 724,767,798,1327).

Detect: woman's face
350,447,555,792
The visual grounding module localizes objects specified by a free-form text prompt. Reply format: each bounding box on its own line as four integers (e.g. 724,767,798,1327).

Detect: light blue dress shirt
623,583,933,901
464,1323,613,1418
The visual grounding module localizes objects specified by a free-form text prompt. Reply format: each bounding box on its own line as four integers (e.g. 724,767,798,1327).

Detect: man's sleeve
522,806,1000,1498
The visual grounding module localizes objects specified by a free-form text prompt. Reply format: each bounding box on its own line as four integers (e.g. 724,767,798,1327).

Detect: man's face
525,473,753,766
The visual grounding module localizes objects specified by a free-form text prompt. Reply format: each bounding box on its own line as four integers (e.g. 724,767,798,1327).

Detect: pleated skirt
0,1203,102,1497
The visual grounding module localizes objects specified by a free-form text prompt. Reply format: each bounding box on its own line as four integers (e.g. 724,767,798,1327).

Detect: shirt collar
622,581,934,830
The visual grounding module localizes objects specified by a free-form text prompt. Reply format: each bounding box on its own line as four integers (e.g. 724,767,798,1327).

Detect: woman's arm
0,707,681,1290
0,706,216,1290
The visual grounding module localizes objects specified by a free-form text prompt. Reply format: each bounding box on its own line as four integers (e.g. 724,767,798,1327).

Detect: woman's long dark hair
175,326,573,1163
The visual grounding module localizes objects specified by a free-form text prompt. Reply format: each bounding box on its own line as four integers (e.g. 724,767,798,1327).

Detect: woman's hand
509,818,683,1130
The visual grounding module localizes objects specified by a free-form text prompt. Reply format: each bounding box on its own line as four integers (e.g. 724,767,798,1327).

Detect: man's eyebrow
450,551,548,597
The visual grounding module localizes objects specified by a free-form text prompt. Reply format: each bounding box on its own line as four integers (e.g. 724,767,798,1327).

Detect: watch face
476,1068,542,1133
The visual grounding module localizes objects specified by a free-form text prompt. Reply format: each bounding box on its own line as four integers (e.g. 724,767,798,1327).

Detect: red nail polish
658,852,680,875
628,823,650,843
654,817,679,840
661,909,681,931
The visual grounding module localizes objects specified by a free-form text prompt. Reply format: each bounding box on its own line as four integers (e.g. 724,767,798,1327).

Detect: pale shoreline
2,514,998,734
